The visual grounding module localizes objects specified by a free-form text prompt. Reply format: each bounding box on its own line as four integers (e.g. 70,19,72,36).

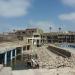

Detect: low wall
47,45,71,58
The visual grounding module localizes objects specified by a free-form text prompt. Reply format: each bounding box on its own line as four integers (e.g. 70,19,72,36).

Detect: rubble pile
34,46,75,69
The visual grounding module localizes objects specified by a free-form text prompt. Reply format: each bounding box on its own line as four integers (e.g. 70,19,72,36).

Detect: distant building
25,28,43,47
25,28,43,36
41,32,75,44
15,28,43,41
27,33,42,47
0,28,75,45
0,32,18,42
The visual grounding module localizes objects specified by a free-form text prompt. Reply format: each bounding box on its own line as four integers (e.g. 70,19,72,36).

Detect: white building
27,33,42,47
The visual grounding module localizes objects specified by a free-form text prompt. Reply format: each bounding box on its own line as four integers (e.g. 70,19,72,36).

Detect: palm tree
49,26,52,43
13,29,16,32
49,26,52,32
58,27,61,32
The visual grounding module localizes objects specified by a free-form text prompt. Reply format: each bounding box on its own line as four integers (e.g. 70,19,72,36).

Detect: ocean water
58,43,75,49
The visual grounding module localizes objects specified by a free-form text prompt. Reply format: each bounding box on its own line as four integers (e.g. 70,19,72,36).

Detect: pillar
10,50,13,61
21,47,23,54
26,46,27,50
14,49,17,65
39,39,41,46
21,47,23,61
32,39,33,45
4,52,7,65
15,49,17,57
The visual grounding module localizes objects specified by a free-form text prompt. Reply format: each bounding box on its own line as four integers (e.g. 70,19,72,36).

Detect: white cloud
60,0,75,21
61,0,75,7
0,22,27,32
59,12,75,21
29,20,57,32
0,0,32,17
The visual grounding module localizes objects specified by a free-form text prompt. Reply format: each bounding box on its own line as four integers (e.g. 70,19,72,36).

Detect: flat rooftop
43,32,75,36
0,41,30,54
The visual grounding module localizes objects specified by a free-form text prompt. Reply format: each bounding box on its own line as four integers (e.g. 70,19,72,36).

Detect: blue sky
0,0,75,32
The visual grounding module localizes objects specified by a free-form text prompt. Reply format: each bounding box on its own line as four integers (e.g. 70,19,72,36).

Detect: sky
0,0,75,32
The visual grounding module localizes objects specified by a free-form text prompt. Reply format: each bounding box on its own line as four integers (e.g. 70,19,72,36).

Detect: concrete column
26,46,27,50
10,50,13,60
38,39,40,46
10,50,13,66
4,52,7,65
15,49,17,57
40,39,41,46
14,49,17,65
21,47,23,54
32,39,33,45
21,47,23,61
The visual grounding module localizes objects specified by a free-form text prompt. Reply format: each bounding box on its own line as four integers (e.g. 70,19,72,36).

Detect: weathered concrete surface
12,67,75,75
0,41,30,54
0,67,12,75
0,64,3,70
